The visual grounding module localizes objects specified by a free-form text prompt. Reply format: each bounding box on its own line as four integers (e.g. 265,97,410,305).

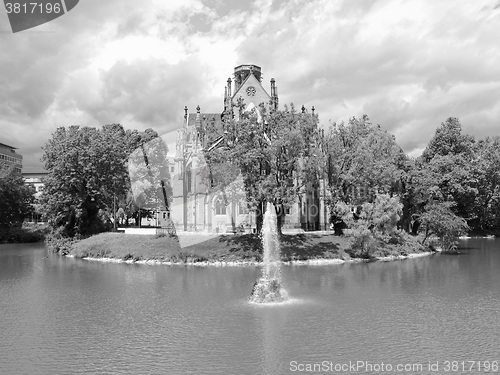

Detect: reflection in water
260,306,286,375
0,239,499,374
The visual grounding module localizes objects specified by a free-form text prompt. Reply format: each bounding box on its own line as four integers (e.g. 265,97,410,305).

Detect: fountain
249,202,288,303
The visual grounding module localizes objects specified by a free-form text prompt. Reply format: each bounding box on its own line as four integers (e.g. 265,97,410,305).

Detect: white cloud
1,0,500,169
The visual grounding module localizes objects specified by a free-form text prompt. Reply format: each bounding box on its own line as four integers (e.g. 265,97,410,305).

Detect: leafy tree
469,137,500,231
204,102,321,233
422,117,475,162
396,158,425,234
335,193,403,257
128,136,172,212
0,164,35,239
324,115,407,232
325,116,406,204
412,117,477,235
41,124,163,237
419,202,469,252
199,132,243,233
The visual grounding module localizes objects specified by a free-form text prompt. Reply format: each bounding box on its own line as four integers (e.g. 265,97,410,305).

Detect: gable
232,73,271,110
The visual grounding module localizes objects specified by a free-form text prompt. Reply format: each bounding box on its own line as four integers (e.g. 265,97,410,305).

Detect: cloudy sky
1,0,500,171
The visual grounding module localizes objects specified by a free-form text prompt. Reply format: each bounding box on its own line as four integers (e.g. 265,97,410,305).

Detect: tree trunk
411,219,420,235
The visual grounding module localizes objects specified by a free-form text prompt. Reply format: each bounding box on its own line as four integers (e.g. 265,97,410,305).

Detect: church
167,64,329,233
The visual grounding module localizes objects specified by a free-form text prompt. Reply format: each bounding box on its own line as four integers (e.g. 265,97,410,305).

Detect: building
0,142,22,174
169,64,328,233
23,169,48,223
22,169,47,198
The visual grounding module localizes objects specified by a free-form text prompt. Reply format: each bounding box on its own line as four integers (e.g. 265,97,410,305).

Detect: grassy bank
59,231,429,264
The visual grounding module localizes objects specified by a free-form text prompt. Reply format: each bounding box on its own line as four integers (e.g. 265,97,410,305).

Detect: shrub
45,233,76,255
122,253,134,261
343,227,377,258
419,202,469,251
337,194,403,258
0,223,49,243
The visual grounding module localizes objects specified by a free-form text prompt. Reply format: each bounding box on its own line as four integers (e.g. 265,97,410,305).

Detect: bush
122,253,134,261
45,233,76,255
337,194,404,258
0,223,49,243
388,230,407,245
419,202,469,251
344,227,377,258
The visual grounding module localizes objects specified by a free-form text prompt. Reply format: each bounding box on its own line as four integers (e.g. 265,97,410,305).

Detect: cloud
67,58,217,130
2,0,500,170
235,0,500,155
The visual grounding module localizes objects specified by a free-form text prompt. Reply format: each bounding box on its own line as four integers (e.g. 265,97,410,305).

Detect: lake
1,239,499,374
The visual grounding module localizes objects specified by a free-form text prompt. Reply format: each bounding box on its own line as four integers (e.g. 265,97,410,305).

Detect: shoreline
53,232,441,267
65,250,435,267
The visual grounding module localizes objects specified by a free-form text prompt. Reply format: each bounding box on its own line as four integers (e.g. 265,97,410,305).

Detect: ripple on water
2,240,500,375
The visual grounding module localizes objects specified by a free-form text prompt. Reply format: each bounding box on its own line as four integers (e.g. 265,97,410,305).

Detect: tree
324,115,407,233
0,164,34,238
200,131,244,233
412,117,477,235
397,158,433,234
204,102,322,233
469,137,500,231
419,202,469,252
422,117,475,162
128,136,172,211
335,193,403,258
41,124,164,237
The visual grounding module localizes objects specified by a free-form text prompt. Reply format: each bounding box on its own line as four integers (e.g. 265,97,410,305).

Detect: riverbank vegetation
37,107,500,256
0,163,41,243
0,223,48,243
52,231,428,263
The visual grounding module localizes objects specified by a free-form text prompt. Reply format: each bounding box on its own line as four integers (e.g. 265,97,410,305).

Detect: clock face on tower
246,86,256,96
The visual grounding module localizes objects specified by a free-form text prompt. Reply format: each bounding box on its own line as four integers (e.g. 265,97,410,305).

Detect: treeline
3,105,498,251
0,163,39,242
203,104,498,252
325,115,500,237
322,115,499,252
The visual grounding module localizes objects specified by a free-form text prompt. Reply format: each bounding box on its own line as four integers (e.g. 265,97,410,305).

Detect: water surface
1,239,499,374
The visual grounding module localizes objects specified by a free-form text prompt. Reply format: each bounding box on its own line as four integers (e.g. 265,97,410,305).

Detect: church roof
186,113,223,129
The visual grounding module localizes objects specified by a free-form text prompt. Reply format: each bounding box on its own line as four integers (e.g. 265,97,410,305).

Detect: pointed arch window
238,201,248,214
215,198,226,215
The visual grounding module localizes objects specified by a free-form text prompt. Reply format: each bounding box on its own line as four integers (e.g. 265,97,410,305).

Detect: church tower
175,63,324,234
224,64,278,119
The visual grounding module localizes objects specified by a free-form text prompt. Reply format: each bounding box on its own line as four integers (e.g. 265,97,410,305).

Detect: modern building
0,142,22,174
169,64,328,233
